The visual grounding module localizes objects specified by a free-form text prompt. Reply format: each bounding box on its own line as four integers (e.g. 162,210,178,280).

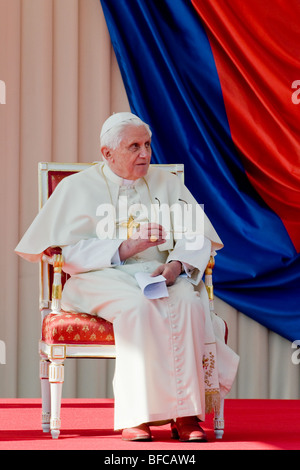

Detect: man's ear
101,146,112,162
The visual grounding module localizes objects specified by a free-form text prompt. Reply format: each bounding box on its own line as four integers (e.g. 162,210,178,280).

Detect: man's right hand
119,223,166,261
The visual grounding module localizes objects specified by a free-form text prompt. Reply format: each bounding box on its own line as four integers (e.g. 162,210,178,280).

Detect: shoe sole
122,436,152,441
171,429,207,442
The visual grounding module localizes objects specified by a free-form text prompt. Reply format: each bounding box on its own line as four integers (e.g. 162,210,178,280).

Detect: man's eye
130,143,139,151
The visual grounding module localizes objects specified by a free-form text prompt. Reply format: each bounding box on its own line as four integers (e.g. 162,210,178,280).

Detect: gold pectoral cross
120,215,140,238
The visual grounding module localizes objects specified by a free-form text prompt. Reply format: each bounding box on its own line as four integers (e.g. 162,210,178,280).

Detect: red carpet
0,399,299,450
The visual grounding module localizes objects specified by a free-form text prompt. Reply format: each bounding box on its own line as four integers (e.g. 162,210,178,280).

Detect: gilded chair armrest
44,246,62,258
42,248,64,315
51,254,64,314
205,255,215,308
42,247,63,265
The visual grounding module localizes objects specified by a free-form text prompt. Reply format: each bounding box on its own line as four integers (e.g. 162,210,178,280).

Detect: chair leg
49,361,64,439
40,359,51,433
214,398,225,439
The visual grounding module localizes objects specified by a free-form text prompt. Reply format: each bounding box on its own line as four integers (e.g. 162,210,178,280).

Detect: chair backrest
38,162,184,313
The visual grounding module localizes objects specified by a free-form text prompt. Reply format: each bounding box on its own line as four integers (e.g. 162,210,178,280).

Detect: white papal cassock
15,162,239,430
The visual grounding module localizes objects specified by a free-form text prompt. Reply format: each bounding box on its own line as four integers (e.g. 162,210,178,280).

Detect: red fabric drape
192,0,300,251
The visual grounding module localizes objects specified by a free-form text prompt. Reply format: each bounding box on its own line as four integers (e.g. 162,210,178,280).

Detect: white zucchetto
100,112,146,138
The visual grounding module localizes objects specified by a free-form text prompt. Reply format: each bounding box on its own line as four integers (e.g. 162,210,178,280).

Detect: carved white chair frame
38,161,226,439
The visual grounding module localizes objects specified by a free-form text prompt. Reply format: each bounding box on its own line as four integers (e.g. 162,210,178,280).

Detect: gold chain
101,164,113,205
101,164,160,236
101,164,157,217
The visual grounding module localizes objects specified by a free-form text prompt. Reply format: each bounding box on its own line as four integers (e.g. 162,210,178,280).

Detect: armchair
38,162,228,440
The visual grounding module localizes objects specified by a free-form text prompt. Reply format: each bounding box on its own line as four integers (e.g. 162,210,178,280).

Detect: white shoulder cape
15,163,223,262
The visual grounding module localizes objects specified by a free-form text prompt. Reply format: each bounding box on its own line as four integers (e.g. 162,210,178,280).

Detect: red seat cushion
42,311,115,345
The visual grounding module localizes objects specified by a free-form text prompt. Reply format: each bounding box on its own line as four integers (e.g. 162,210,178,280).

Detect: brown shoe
171,416,207,442
122,423,152,441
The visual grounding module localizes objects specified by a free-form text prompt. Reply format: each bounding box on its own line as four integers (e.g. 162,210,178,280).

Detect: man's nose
140,146,151,157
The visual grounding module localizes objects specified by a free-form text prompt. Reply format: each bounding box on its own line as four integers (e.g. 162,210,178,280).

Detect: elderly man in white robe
16,112,239,442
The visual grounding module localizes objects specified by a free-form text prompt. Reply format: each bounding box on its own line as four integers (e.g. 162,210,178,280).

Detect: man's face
102,125,152,180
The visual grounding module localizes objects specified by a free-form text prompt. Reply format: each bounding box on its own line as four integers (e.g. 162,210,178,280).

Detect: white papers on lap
134,272,169,299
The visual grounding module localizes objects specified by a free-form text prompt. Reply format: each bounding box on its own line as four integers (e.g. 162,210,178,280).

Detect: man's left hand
151,261,182,286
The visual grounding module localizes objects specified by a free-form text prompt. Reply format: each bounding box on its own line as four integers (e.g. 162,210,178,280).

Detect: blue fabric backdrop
100,0,300,342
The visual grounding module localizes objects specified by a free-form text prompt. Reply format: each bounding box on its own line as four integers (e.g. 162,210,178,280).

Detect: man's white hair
100,112,152,150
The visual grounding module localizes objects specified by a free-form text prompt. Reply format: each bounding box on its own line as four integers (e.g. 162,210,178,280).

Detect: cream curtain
0,0,299,400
